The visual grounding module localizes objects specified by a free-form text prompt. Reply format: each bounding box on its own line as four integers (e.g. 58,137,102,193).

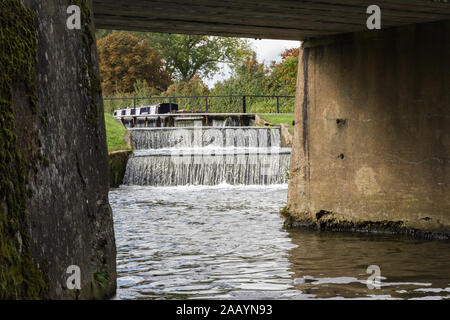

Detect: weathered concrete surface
286,20,450,239
92,0,450,40
124,129,132,149
1,0,116,299
280,124,293,148
109,150,132,188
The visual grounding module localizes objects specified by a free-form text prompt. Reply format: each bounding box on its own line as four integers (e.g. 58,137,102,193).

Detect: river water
110,184,450,300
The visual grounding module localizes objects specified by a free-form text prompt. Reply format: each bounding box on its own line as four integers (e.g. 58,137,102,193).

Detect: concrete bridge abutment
1,0,116,299
286,20,450,238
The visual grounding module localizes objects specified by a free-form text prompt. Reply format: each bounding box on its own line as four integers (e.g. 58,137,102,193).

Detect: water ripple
110,185,450,300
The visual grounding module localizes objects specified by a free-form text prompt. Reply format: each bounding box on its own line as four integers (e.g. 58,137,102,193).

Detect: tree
210,48,299,113
162,75,210,112
213,52,268,95
146,34,251,82
267,47,299,96
97,33,172,95
95,29,115,40
211,52,270,112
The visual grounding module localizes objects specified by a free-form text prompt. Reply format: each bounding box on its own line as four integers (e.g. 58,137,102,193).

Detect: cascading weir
123,127,291,186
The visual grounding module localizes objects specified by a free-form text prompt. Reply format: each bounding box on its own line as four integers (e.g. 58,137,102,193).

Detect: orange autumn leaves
97,33,172,95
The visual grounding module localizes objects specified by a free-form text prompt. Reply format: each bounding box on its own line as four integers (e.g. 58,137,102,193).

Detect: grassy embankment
258,114,295,134
104,113,131,152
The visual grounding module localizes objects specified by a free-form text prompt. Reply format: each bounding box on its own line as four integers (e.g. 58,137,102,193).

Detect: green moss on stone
75,0,102,130
40,109,48,127
109,151,131,188
279,206,294,229
42,157,50,168
0,0,48,299
93,270,109,288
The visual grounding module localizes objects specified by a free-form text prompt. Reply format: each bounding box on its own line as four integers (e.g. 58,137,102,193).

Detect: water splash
129,127,282,150
124,126,290,186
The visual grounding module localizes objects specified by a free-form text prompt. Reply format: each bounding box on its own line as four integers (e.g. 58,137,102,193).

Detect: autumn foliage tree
267,48,299,96
97,33,172,95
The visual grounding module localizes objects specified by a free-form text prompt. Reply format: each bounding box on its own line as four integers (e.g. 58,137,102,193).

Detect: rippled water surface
110,185,450,300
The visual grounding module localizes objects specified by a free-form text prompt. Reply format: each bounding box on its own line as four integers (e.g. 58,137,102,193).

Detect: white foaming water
124,126,290,186
129,126,283,150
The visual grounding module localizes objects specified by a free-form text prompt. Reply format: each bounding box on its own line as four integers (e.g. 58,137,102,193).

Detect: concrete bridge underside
1,0,449,299
92,0,450,40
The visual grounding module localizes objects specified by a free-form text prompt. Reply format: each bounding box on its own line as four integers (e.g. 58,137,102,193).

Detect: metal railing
103,94,295,114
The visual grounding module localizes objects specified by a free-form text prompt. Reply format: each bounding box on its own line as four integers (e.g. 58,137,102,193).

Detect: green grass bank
104,113,132,187
258,114,294,134
104,113,131,152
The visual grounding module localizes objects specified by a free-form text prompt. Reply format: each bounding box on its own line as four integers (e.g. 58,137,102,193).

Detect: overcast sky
206,39,300,88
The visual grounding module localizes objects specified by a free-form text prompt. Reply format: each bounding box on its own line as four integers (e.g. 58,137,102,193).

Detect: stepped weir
123,126,291,186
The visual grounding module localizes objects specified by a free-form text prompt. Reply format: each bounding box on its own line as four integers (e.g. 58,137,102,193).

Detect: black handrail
104,94,295,114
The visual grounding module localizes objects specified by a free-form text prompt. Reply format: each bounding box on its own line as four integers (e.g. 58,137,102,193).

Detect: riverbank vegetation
96,31,299,115
259,114,295,133
104,113,131,152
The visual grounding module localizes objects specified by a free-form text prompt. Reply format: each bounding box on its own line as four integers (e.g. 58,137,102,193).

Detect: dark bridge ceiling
92,0,450,40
